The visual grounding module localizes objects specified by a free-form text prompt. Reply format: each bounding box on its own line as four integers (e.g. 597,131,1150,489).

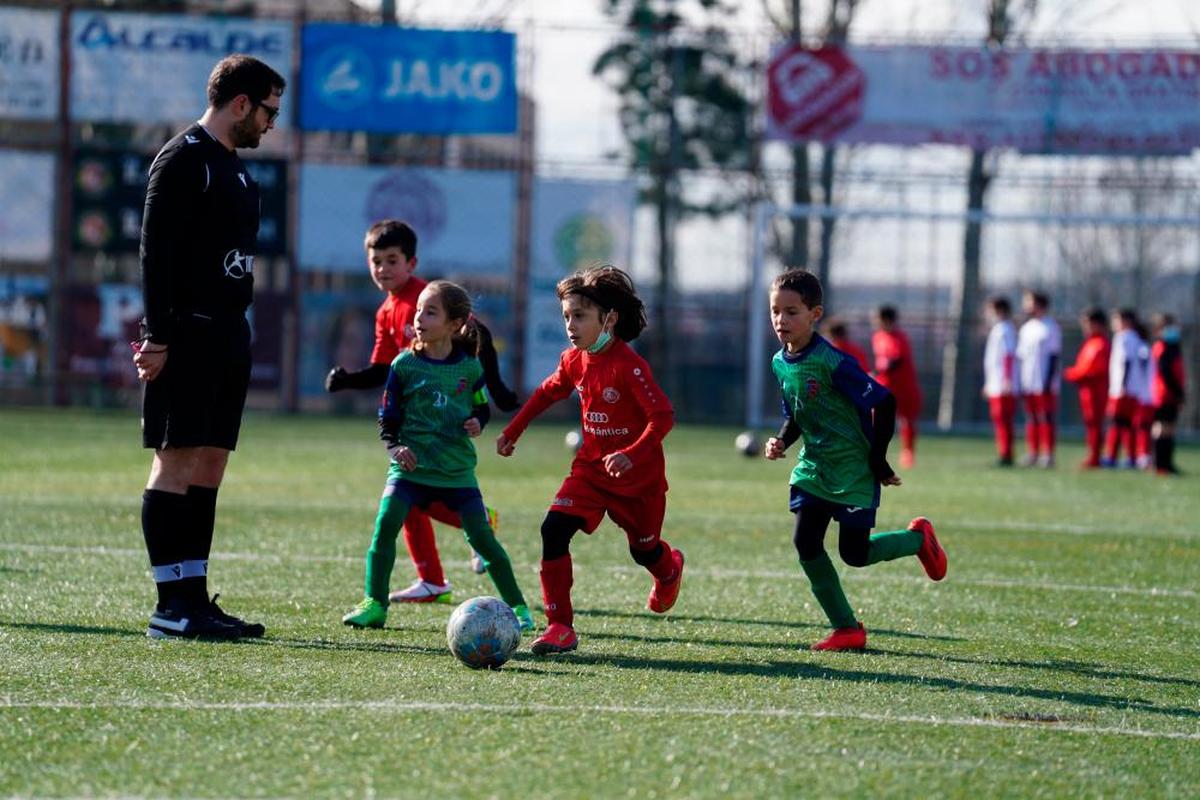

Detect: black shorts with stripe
142,315,251,451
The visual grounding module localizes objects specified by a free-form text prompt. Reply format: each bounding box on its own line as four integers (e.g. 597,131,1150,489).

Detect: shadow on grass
555,650,1200,721
574,606,966,642
0,621,147,638
869,647,1200,690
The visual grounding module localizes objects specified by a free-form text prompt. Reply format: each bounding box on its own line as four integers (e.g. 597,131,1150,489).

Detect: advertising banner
0,7,58,120
0,275,48,386
70,11,293,126
525,177,636,389
72,149,287,256
300,23,516,134
298,163,514,274
0,150,54,262
767,44,1200,155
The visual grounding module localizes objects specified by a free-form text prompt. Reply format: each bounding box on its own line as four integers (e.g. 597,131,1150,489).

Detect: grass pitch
1,408,1198,798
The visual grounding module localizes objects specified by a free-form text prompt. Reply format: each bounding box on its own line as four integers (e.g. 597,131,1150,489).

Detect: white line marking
0,542,1194,599
1,698,1196,742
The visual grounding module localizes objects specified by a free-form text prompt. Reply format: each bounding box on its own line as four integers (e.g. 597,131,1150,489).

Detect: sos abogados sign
300,24,516,135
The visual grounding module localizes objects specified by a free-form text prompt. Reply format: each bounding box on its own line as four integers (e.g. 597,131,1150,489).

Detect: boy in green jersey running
764,269,947,651
341,280,533,633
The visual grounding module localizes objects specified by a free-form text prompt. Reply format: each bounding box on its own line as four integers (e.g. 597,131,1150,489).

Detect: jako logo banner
300,23,516,135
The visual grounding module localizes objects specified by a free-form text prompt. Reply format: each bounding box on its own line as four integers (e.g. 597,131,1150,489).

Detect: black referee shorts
142,315,251,451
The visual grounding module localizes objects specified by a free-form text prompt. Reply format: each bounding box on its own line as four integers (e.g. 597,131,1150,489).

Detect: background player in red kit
871,305,921,468
325,220,520,603
1063,308,1110,469
496,266,682,656
826,318,870,371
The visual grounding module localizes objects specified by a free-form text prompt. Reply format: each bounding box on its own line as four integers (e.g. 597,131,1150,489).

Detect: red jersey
503,339,674,496
871,328,921,401
1063,333,1109,393
1151,339,1185,407
830,335,869,372
369,276,427,365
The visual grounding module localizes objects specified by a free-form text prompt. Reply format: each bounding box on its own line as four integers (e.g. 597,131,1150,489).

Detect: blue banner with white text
299,24,517,135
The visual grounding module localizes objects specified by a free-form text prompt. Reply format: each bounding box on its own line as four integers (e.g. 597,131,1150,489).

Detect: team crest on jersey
602,387,620,403
806,377,820,398
455,377,468,395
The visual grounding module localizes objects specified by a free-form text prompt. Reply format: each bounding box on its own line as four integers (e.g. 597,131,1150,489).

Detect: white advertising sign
525,178,636,388
69,11,292,126
0,150,54,261
768,44,1200,154
0,8,59,120
298,164,515,274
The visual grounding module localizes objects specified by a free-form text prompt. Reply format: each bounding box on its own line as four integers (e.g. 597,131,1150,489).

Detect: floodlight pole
745,202,770,431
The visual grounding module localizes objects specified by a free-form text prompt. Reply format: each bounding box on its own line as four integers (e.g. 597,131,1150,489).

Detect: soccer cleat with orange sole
811,622,867,651
647,548,685,613
530,622,578,655
909,516,947,581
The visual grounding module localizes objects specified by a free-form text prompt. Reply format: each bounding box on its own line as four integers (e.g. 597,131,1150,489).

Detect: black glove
488,383,522,413
325,366,349,393
869,457,895,483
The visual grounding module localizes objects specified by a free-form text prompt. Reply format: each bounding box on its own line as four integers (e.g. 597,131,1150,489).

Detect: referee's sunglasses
252,98,280,123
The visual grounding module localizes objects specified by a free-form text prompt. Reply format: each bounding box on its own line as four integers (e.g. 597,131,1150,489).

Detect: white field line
0,541,1195,600
1,697,1197,742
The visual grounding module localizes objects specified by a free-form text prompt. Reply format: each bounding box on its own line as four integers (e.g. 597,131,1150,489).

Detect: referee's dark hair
207,54,286,109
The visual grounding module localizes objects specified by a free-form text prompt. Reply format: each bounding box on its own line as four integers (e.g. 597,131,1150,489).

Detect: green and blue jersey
772,334,892,509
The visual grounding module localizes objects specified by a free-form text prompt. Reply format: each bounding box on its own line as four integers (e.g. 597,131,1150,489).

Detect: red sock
1040,419,1056,456
540,556,573,627
402,509,445,586
1084,423,1102,464
643,539,679,583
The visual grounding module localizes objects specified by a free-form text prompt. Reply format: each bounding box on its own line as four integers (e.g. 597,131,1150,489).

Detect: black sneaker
207,593,266,638
147,597,241,640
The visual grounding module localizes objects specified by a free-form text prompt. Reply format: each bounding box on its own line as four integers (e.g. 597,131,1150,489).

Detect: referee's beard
231,116,265,149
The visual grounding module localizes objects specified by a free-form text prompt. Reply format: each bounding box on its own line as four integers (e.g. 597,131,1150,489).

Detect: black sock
179,485,219,606
141,489,189,610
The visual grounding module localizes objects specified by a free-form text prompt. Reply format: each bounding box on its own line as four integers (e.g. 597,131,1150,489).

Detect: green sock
800,552,856,629
866,528,923,564
461,511,526,608
365,494,410,603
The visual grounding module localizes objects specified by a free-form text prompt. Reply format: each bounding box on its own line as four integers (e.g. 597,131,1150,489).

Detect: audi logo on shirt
584,411,609,423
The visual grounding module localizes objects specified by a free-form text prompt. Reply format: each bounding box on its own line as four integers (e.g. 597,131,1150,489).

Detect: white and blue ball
446,596,522,670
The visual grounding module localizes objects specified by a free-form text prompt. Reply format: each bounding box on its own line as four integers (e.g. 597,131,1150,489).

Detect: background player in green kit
763,269,947,651
341,280,532,632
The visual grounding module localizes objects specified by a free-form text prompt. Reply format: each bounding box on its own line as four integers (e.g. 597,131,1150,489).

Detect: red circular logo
767,45,865,141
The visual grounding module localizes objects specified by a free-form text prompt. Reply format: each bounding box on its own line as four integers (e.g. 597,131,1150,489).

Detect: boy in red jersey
1149,314,1186,475
871,306,921,468
325,220,519,603
826,318,870,371
496,266,682,655
1063,308,1110,469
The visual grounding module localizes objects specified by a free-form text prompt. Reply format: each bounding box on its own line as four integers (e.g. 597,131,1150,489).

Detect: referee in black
132,55,285,639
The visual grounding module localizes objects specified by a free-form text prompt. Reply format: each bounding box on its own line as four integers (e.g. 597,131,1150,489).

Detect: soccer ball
446,596,522,670
564,429,582,451
734,431,760,457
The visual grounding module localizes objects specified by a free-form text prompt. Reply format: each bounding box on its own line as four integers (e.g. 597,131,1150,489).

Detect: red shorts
549,475,666,550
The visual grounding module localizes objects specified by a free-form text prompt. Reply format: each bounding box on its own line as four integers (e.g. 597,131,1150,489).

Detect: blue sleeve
377,365,406,447
831,357,892,412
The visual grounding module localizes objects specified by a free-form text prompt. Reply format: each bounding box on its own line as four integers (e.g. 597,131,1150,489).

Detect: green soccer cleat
342,597,387,629
512,603,535,634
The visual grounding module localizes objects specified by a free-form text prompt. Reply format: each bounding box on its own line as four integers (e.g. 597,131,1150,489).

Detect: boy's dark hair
1118,308,1138,326
990,296,1011,315
1026,290,1050,310
556,265,647,342
364,220,418,259
206,55,286,109
770,268,822,309
877,305,898,323
1084,307,1107,327
418,280,479,355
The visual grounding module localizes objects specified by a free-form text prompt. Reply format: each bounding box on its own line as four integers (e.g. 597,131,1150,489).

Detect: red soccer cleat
910,516,947,581
647,548,685,614
530,622,578,655
811,622,867,651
